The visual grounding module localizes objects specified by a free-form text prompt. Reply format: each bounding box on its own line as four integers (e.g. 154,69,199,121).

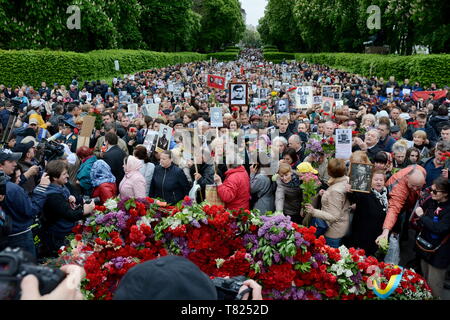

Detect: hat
390,125,401,133
29,118,39,125
376,110,389,119
12,141,34,157
63,119,77,129
113,256,217,300
21,136,38,148
0,150,22,163
31,100,41,109
162,109,171,116
296,162,318,175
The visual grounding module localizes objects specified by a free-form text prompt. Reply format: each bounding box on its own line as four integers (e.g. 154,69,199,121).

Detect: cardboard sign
127,103,138,115
76,115,96,150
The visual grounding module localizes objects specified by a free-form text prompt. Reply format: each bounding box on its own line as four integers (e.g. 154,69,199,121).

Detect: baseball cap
113,256,218,300
21,136,38,147
0,150,22,162
29,118,39,125
390,125,400,133
12,141,34,157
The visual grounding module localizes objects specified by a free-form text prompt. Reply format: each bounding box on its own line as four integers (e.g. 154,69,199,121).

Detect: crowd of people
0,48,449,299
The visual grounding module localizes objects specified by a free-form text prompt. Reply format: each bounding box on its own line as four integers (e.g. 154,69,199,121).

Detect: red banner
412,90,448,101
207,75,226,90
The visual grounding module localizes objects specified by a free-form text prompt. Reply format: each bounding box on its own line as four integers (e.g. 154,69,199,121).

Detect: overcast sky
241,0,268,27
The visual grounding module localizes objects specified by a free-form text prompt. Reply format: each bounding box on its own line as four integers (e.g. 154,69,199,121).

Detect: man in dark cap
390,125,402,141
63,119,78,153
13,141,40,194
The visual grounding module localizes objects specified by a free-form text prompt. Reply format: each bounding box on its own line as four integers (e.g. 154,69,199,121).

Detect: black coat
149,164,191,205
348,190,387,256
103,145,126,186
415,198,450,269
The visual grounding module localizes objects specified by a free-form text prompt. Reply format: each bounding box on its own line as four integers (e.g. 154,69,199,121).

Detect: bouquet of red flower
89,108,103,130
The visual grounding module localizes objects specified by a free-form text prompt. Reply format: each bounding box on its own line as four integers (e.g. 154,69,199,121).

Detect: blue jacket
0,177,47,234
149,164,191,205
76,156,97,194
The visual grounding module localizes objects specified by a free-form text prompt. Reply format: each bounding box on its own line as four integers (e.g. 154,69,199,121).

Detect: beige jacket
312,176,350,239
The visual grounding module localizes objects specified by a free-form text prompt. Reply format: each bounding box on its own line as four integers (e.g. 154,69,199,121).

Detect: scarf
90,160,116,187
372,187,388,212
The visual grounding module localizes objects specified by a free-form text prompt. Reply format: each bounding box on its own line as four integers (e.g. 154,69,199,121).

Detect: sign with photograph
127,103,138,116
295,86,313,110
275,99,290,116
142,104,159,118
349,162,374,193
229,82,248,106
321,85,341,99
207,74,226,90
321,97,335,113
156,124,172,153
335,129,352,160
210,108,223,128
313,96,322,105
143,130,159,153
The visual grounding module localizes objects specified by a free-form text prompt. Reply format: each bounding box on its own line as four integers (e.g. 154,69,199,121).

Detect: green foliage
264,52,296,63
196,0,245,52
206,52,238,61
0,50,207,88
257,0,449,54
239,26,262,48
295,53,450,88
0,0,246,53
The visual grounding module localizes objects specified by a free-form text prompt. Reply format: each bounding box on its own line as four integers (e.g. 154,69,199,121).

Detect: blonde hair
413,130,427,140
278,163,292,175
361,114,376,127
392,140,408,154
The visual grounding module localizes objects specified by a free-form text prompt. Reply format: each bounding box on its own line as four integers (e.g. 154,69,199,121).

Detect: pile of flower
58,196,434,300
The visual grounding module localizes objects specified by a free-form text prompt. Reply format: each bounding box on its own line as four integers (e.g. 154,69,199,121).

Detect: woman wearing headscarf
119,155,146,199
76,146,97,196
90,160,117,204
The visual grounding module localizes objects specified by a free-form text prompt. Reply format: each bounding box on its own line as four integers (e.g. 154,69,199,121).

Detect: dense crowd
0,48,449,299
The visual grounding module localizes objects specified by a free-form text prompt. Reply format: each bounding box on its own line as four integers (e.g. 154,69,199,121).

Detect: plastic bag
384,233,400,265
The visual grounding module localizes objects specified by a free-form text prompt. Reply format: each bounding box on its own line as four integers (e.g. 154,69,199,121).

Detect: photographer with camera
113,255,262,300
38,160,95,259
0,150,49,259
13,140,41,195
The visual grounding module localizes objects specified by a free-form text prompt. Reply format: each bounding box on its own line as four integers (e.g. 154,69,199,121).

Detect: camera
211,275,252,300
37,139,65,163
82,196,101,206
0,247,66,300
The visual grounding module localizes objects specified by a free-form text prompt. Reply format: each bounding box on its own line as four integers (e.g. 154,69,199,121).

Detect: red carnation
75,234,82,241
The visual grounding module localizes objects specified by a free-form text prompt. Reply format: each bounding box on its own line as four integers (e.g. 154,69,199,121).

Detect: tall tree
196,0,245,52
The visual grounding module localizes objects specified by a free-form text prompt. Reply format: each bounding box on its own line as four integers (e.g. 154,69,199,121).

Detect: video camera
37,139,65,163
212,275,252,300
0,247,66,300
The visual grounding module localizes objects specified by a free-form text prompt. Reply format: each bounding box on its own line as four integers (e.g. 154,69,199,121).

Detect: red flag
412,90,447,102
207,75,225,90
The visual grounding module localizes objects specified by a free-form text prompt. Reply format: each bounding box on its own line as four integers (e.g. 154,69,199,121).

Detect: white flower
104,198,118,211
215,258,225,268
345,269,353,278
348,286,357,294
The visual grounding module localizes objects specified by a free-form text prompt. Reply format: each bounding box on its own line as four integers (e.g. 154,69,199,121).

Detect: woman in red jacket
214,162,251,210
90,160,117,204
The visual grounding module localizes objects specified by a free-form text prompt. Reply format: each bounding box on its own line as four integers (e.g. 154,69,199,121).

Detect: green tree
140,0,200,51
240,26,262,48
196,0,245,52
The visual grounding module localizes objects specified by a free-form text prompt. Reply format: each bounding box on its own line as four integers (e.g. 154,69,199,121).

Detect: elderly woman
90,160,117,204
275,163,303,223
360,113,376,131
76,146,97,196
392,140,409,170
347,169,389,256
305,159,351,248
119,155,147,199
412,130,430,158
414,176,450,299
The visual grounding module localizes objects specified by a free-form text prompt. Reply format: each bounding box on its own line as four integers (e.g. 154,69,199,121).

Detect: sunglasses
431,188,446,195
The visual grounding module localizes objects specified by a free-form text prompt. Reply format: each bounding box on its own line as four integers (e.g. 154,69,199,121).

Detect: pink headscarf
124,155,143,177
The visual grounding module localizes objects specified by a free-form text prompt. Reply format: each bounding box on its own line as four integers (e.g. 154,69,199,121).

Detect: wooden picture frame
229,82,248,106
349,162,373,193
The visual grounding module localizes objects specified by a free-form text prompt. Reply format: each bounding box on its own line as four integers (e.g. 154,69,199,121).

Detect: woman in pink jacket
214,163,251,210
119,155,146,199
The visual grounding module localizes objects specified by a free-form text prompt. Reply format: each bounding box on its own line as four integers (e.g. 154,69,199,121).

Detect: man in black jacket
103,132,126,187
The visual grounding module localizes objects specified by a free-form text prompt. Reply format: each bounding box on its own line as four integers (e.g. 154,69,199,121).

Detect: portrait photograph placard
210,107,223,128
321,97,335,113
275,98,290,116
229,82,248,106
295,86,313,110
349,162,373,193
156,124,172,153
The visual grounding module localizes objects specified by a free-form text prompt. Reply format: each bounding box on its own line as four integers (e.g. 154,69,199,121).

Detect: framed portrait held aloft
349,162,373,193
229,82,248,106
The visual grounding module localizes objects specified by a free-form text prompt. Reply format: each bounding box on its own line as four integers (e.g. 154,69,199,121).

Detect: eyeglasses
431,188,446,195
